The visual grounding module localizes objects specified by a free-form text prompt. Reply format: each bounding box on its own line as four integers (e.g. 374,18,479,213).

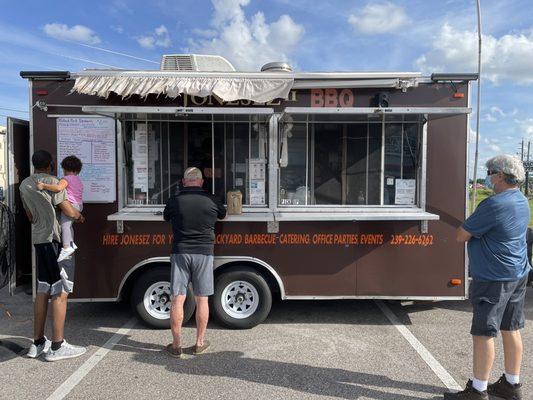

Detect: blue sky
1,0,533,177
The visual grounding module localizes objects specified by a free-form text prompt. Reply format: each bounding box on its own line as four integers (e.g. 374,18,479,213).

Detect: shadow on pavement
109,334,445,400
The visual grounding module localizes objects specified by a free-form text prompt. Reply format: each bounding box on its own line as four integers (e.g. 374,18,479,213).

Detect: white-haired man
445,155,530,400
163,167,226,358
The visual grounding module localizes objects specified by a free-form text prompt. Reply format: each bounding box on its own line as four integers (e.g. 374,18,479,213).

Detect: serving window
122,114,269,207
279,114,423,207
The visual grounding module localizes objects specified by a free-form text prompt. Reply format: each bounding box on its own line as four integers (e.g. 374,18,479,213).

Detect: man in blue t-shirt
445,155,530,400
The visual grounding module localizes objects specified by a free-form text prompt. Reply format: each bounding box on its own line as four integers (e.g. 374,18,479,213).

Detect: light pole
470,0,482,213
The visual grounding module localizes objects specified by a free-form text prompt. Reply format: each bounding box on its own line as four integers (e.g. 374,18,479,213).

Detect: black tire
130,267,196,329
212,267,272,329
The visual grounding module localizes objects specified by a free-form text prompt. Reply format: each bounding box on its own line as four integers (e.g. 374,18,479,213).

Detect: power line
63,39,159,65
51,53,122,69
0,113,25,119
0,107,28,113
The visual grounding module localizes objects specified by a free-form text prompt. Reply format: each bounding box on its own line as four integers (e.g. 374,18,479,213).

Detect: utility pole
527,141,531,196
470,0,482,214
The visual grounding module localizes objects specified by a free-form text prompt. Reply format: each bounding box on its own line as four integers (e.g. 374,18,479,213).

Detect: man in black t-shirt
163,167,226,357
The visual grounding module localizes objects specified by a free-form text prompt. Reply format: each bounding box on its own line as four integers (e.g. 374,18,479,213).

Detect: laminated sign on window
395,179,416,205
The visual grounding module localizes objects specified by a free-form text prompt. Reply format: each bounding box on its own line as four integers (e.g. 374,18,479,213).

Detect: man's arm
216,197,226,220
456,226,472,242
24,208,33,223
163,198,175,222
20,195,33,223
37,178,68,193
58,200,82,220
461,199,496,240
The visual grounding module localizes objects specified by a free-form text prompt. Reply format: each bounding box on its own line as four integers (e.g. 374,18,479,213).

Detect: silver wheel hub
143,281,171,320
221,280,259,319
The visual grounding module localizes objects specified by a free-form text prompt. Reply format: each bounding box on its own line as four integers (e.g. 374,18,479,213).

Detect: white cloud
347,2,410,35
469,127,477,143
483,106,519,122
488,143,501,152
137,36,156,49
484,137,500,145
416,24,533,85
137,25,172,49
43,23,101,45
490,106,505,117
111,25,124,34
187,0,304,71
484,113,497,122
517,118,533,138
192,28,218,38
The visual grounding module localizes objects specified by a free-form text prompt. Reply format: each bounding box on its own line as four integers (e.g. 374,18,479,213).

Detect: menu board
57,117,116,203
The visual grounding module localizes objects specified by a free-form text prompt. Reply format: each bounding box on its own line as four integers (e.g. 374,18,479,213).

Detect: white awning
72,74,294,103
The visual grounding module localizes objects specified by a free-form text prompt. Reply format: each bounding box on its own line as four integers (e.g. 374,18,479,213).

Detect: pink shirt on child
63,175,84,205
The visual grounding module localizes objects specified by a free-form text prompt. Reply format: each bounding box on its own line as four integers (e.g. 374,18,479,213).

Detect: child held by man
37,155,84,262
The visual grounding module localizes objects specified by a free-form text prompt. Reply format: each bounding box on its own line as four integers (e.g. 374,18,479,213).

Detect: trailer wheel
131,267,195,329
212,268,272,329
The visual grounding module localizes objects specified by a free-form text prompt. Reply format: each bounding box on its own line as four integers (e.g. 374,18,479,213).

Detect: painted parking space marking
47,317,137,400
375,300,462,391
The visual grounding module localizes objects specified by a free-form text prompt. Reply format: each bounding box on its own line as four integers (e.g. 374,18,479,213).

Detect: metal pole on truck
471,0,482,214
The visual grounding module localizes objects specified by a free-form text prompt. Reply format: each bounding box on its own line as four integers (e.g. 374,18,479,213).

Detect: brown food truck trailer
13,54,476,329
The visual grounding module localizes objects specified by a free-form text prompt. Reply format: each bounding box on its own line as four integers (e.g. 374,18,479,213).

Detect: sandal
193,340,210,355
165,343,182,358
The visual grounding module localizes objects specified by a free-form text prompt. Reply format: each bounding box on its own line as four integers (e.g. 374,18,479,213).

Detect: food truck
14,54,476,328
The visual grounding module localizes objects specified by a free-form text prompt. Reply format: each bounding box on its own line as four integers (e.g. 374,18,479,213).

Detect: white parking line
375,300,462,391
46,317,137,400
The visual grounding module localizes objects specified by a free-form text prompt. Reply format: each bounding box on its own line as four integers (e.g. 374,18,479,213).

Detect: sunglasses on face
487,170,499,176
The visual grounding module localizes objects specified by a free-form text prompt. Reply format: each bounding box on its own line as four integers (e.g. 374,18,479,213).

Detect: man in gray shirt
20,150,86,361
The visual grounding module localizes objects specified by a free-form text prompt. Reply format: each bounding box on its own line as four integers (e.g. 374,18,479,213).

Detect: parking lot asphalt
1,286,533,400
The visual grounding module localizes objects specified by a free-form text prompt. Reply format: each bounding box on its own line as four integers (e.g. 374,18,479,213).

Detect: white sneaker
57,247,75,262
71,242,78,250
27,337,51,358
44,340,86,362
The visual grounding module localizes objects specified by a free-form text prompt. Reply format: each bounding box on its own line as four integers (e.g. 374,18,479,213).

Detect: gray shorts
170,254,214,297
470,275,528,337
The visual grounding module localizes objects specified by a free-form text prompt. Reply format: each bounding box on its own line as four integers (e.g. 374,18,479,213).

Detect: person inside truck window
163,167,226,358
19,150,86,362
445,154,530,400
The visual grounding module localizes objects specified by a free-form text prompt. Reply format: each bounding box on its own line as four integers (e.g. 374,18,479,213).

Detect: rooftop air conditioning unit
160,54,236,72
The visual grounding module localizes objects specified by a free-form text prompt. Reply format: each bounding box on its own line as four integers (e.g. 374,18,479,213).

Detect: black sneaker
487,374,522,400
443,380,488,399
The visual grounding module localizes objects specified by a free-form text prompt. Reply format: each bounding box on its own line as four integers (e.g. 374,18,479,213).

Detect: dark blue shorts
470,275,528,337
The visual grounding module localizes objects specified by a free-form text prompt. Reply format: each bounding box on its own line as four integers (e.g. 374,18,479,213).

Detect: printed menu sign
132,124,148,193
395,179,416,205
57,117,116,203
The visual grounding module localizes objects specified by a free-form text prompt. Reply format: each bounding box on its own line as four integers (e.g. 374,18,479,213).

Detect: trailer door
6,117,31,295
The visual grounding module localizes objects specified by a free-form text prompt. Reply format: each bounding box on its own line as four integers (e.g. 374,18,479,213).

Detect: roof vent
160,54,236,72
261,62,292,72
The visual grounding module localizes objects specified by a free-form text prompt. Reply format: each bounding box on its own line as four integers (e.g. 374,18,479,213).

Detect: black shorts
470,275,528,337
35,242,75,296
